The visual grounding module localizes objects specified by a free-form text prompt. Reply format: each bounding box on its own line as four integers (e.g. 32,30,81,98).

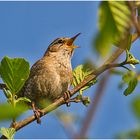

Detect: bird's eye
57,39,64,44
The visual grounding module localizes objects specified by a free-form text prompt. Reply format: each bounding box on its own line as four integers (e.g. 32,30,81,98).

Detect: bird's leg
31,102,44,124
63,90,71,107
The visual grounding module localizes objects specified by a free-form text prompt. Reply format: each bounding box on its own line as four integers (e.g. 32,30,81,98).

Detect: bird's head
44,33,81,58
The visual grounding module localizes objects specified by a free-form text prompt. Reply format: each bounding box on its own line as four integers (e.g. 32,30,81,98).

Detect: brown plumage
19,33,80,112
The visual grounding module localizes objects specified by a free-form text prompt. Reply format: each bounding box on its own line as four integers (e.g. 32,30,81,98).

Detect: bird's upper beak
67,33,81,49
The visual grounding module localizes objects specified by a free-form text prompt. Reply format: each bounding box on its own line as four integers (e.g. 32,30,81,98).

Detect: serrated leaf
72,64,97,94
124,77,138,96
0,56,30,94
0,127,15,139
94,1,131,57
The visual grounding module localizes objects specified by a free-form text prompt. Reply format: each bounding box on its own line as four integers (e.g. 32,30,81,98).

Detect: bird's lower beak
67,33,81,49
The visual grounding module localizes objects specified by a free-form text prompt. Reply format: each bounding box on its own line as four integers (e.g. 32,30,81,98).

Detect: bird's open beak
67,33,81,49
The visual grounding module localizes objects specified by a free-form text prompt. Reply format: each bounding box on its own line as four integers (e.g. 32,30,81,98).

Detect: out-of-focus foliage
72,63,97,94
122,71,138,96
0,56,30,94
132,96,140,119
0,127,15,139
95,1,131,57
117,96,140,139
117,128,140,139
0,103,27,121
55,110,78,125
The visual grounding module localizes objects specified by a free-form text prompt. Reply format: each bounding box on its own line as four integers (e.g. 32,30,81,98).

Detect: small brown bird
19,33,80,123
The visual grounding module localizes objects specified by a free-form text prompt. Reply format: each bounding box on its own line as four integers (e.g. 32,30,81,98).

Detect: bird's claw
33,109,44,124
31,102,44,124
63,90,71,107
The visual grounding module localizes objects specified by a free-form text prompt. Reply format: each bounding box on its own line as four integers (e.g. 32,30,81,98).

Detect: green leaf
0,127,15,139
3,88,12,99
94,1,131,57
124,77,138,96
125,51,139,66
82,96,91,107
16,97,31,103
0,56,30,94
0,103,27,121
114,32,132,50
15,97,31,109
132,96,140,119
122,71,138,96
117,128,140,139
122,71,135,84
72,64,97,94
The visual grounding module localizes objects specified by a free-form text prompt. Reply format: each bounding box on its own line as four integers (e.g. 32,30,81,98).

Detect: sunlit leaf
132,33,139,43
0,127,15,139
114,32,132,50
94,1,131,57
72,63,97,94
0,56,30,94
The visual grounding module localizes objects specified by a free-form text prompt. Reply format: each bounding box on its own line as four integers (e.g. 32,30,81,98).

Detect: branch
0,62,131,139
0,22,139,138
